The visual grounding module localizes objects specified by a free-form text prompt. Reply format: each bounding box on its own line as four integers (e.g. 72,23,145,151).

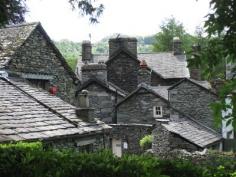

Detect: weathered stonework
169,80,218,130
111,124,153,154
45,133,110,152
78,83,124,123
7,26,78,105
109,37,137,57
107,52,139,92
117,88,170,124
152,120,200,156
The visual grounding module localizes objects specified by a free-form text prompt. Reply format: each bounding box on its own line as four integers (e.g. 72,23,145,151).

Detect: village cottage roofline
0,76,110,143
0,22,79,84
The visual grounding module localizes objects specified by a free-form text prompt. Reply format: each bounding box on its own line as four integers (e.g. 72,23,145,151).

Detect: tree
190,0,236,128
153,17,196,53
0,0,103,26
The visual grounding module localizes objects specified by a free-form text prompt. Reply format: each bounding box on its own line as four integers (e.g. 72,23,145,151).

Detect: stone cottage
0,22,111,151
0,72,111,151
76,36,192,93
0,22,79,105
75,36,222,155
115,62,222,155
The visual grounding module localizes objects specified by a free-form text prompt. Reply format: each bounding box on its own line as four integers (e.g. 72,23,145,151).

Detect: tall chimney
109,37,137,58
82,40,93,63
189,44,201,80
173,37,182,55
137,59,151,85
76,90,95,122
81,61,107,83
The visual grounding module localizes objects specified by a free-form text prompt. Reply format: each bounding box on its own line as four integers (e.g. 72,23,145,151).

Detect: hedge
0,142,235,177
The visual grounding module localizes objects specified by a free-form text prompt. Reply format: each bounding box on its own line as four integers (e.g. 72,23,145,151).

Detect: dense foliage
0,142,236,177
139,135,153,150
189,0,236,127
153,17,197,53
0,0,27,27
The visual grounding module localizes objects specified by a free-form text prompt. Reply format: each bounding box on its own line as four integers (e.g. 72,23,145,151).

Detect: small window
153,106,163,118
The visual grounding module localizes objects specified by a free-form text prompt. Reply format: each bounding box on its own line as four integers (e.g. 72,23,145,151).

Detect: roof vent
0,71,8,78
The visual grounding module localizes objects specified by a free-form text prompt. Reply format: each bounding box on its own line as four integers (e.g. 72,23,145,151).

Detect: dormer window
153,106,163,118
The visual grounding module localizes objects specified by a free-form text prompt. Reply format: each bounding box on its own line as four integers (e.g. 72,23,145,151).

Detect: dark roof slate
76,52,189,79
162,119,222,148
0,77,110,142
77,78,128,97
0,22,38,68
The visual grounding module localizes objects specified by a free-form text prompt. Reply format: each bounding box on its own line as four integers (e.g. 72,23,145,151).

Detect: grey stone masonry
81,62,107,83
117,88,170,124
152,119,200,157
6,25,78,105
82,40,93,63
111,124,153,154
107,52,139,92
109,37,137,57
137,60,151,85
169,79,218,130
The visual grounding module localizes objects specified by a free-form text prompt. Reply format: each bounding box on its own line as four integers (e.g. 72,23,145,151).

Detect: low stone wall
110,124,153,154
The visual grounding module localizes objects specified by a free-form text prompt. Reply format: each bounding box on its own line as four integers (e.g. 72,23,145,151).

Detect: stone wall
78,83,124,123
117,88,170,124
45,133,110,152
107,52,139,93
111,124,153,154
7,27,78,105
109,37,137,57
169,80,218,130
152,122,200,156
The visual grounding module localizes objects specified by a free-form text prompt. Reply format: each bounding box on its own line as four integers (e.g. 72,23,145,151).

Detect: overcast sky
25,0,211,42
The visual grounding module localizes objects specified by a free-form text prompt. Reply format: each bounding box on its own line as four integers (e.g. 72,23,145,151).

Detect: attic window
153,106,163,118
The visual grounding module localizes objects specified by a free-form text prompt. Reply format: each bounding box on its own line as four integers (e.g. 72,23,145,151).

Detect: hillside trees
0,0,103,26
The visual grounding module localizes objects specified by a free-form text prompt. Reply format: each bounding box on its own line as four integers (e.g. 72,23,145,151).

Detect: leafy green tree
191,0,236,127
153,17,196,53
0,0,103,26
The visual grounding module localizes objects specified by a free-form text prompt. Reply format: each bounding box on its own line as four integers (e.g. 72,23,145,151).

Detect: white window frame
153,106,163,118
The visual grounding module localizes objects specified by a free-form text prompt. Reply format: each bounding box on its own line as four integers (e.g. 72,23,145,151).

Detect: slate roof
162,119,222,148
0,77,110,143
168,78,217,96
76,52,189,79
149,86,170,100
0,22,38,68
0,22,78,83
116,84,169,107
77,78,128,97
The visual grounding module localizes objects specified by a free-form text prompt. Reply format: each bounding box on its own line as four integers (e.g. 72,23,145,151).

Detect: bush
140,135,153,150
0,142,235,177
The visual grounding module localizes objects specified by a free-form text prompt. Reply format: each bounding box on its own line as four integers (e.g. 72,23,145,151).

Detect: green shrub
140,135,153,150
0,142,235,177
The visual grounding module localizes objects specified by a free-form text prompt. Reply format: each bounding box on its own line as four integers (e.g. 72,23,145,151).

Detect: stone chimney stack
81,61,107,83
189,44,201,80
173,37,182,55
137,59,151,85
82,40,93,63
109,37,137,58
76,90,95,122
